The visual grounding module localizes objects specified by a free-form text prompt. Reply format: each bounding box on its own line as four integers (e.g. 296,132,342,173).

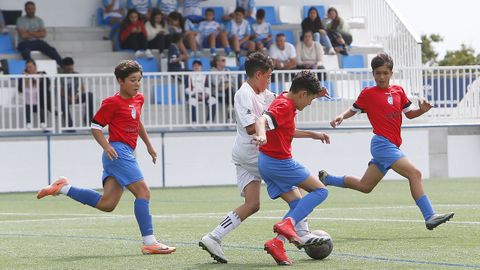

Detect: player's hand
319,87,331,99
312,132,330,144
104,145,118,160
418,98,433,113
251,135,267,146
147,146,157,164
330,115,343,128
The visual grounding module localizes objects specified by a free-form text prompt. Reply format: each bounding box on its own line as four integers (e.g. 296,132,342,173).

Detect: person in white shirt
250,8,273,52
269,33,297,70
296,30,324,69
225,7,255,56
145,8,167,53
197,8,231,56
185,60,217,123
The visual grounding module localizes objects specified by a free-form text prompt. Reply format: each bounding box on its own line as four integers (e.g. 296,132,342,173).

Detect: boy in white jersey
197,8,232,56
199,52,324,264
250,8,273,52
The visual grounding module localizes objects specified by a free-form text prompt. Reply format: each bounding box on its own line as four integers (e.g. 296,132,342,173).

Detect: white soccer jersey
232,82,275,165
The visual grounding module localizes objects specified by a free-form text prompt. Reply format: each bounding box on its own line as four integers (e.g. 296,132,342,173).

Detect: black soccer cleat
425,212,455,230
318,170,329,185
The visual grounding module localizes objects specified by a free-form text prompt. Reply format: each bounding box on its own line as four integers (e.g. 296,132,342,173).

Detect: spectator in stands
197,8,231,57
167,33,187,71
18,59,51,130
157,0,179,15
225,7,255,57
250,8,273,52
120,9,152,58
145,8,167,54
269,33,297,70
59,57,94,128
0,9,5,32
296,30,324,69
167,11,198,57
210,55,236,118
186,60,217,123
223,0,256,23
182,0,207,23
127,0,152,20
16,1,63,67
301,7,335,55
323,7,351,55
102,0,124,25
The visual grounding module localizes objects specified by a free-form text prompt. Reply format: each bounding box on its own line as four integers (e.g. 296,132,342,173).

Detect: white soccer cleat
199,233,228,263
297,232,330,249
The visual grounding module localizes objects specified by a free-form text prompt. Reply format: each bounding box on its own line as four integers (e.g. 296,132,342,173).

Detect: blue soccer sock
325,175,345,187
415,194,435,221
134,198,154,237
286,188,328,224
224,47,232,55
283,199,300,219
66,186,101,208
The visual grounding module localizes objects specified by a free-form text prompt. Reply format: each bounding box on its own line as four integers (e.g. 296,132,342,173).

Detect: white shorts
235,161,261,197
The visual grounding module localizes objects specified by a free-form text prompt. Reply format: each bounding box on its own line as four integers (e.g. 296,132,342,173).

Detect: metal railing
0,66,479,134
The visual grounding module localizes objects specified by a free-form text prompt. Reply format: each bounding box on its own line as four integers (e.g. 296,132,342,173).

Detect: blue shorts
258,152,310,199
102,142,144,187
369,135,405,175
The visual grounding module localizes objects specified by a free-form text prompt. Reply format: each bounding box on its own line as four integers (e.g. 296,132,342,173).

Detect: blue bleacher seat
187,57,211,71
271,30,296,45
340,55,365,69
155,84,178,104
238,56,246,70
257,6,281,25
136,58,159,72
0,34,17,54
6,59,26,75
303,5,326,19
361,80,376,88
202,7,224,22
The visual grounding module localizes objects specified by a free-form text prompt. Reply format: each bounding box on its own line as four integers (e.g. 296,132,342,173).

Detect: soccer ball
304,230,333,260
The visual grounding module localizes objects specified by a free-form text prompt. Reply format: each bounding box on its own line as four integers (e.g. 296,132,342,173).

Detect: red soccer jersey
260,93,296,159
92,93,144,150
353,85,412,147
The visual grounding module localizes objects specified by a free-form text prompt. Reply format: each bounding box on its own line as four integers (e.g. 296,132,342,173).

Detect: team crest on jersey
387,95,393,105
129,105,136,119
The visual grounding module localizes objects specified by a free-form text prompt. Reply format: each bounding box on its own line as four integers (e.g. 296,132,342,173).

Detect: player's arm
294,129,330,144
139,120,157,164
330,107,357,128
404,98,433,119
91,128,118,160
251,116,268,146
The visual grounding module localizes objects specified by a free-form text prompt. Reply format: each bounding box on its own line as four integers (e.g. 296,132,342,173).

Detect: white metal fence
0,67,479,133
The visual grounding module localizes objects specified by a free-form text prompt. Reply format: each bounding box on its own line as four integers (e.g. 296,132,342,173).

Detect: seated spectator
167,11,198,57
157,0,179,15
225,7,255,57
18,59,51,130
167,33,187,72
59,57,94,128
323,7,351,55
269,33,297,70
182,0,207,23
127,0,152,20
210,55,236,118
120,9,152,58
145,8,167,54
223,0,256,23
301,6,335,55
197,8,231,57
250,8,273,52
296,30,324,69
0,9,5,32
186,60,217,123
16,1,63,67
102,0,124,25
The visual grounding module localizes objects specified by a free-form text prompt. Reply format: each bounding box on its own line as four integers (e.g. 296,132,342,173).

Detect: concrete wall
1,127,478,193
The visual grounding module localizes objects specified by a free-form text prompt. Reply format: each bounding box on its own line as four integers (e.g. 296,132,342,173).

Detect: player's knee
103,205,116,212
246,201,260,214
359,185,374,194
408,169,422,183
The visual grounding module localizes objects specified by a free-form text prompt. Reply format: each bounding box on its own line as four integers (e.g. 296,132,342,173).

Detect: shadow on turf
51,254,139,262
191,262,280,269
334,236,435,243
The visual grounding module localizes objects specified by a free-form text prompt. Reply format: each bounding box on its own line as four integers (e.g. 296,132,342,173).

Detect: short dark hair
114,60,142,80
25,1,35,8
371,53,394,71
256,9,265,19
62,57,74,66
234,7,245,15
244,51,274,78
205,8,214,15
276,33,285,39
192,60,202,66
290,70,321,95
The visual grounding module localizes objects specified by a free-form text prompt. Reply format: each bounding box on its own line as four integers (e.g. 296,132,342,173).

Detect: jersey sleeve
400,87,413,113
235,92,257,127
264,99,290,130
91,97,116,129
352,88,368,113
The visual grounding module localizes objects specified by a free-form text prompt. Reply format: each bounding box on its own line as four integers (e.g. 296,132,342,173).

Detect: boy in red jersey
252,70,331,265
322,53,454,230
37,60,176,255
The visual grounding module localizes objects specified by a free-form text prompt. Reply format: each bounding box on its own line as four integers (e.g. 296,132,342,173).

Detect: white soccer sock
295,218,310,237
60,184,72,195
211,211,241,240
142,235,157,246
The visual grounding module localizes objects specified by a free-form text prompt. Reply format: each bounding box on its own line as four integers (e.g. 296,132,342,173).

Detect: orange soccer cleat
141,242,176,255
273,217,301,246
36,177,70,199
264,238,292,265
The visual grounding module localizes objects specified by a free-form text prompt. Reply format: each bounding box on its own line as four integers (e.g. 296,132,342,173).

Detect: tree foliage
421,34,443,65
438,44,479,66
